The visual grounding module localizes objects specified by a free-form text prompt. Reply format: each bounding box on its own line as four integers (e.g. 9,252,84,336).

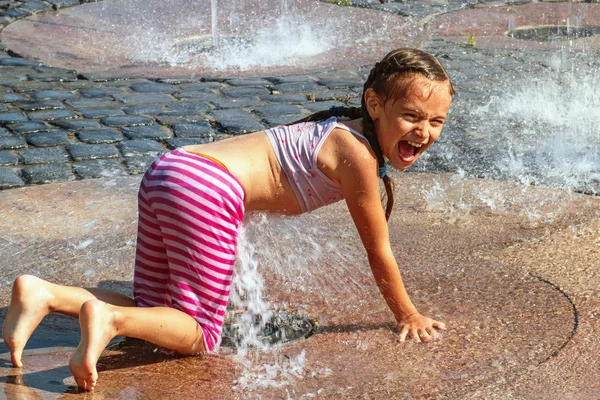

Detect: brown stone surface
0,0,421,79
431,3,600,50
0,173,598,398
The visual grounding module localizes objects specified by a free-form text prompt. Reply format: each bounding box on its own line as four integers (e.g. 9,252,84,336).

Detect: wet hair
290,48,454,220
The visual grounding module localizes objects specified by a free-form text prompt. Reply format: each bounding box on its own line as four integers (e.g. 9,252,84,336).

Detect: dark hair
290,48,454,220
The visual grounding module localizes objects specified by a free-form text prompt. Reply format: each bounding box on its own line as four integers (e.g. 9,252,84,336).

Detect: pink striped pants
133,149,245,352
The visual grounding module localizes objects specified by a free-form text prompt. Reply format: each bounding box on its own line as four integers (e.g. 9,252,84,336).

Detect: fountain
0,0,422,78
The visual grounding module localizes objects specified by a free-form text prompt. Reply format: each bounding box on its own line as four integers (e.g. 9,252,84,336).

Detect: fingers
397,319,447,343
399,325,410,342
432,319,447,330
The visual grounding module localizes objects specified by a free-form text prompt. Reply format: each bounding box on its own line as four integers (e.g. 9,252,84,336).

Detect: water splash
130,8,332,71
470,59,600,193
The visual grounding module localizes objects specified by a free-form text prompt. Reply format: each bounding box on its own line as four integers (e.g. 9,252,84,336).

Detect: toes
74,374,96,392
10,351,23,368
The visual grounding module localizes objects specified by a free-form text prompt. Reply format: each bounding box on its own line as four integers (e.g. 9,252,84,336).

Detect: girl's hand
396,313,447,343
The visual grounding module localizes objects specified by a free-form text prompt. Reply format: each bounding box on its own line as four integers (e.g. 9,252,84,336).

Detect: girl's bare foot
2,275,54,367
69,299,118,391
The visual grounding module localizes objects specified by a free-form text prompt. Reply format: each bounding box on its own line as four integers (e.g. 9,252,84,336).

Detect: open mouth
398,140,422,163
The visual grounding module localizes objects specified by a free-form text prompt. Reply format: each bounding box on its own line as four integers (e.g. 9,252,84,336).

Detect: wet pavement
0,0,599,398
1,173,599,398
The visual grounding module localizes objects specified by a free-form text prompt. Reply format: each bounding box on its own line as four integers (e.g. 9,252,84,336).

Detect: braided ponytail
289,48,454,221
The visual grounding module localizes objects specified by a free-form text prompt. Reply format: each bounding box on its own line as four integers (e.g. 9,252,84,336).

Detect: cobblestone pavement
0,0,599,189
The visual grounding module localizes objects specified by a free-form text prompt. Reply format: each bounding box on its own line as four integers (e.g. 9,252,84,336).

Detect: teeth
407,141,422,148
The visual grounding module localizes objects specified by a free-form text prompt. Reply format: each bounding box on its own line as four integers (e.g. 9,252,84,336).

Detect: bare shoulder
319,126,378,186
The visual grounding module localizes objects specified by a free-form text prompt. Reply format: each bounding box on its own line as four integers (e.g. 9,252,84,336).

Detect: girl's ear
364,88,383,120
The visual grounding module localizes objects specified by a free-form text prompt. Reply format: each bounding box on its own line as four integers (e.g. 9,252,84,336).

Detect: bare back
184,132,302,214
183,119,376,216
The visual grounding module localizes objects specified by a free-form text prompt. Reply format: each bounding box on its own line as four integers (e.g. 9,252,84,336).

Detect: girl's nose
414,122,429,140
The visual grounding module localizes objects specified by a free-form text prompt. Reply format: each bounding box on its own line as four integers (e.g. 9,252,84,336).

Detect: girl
2,48,454,391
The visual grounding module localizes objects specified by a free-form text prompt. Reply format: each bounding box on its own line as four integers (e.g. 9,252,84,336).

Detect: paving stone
51,119,104,130
122,125,172,141
374,1,442,17
155,115,207,125
226,78,273,87
130,83,177,93
165,102,212,113
19,147,68,164
262,115,305,126
317,79,364,89
301,101,345,112
114,93,173,105
213,97,264,109
0,150,16,165
117,140,164,157
65,98,117,108
0,75,27,85
122,104,163,115
347,97,362,107
9,81,56,93
76,129,124,144
252,104,304,117
78,108,125,119
0,2,18,10
16,100,65,111
157,78,200,84
267,75,317,84
172,122,213,138
176,82,224,90
167,137,212,149
124,156,158,175
106,78,152,87
0,92,28,102
221,87,271,97
72,159,127,179
273,82,323,93
174,90,221,101
0,58,40,67
26,131,71,147
61,81,104,91
27,72,78,82
261,93,311,104
78,89,124,98
1,8,32,18
67,143,120,161
0,167,23,188
0,135,27,150
22,163,75,184
31,90,78,101
210,109,265,134
0,112,26,124
316,69,364,81
28,109,76,121
7,121,48,134
101,116,154,127
0,104,6,112
46,0,80,9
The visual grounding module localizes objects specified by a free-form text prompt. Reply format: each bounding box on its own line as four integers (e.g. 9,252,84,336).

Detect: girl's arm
335,141,446,342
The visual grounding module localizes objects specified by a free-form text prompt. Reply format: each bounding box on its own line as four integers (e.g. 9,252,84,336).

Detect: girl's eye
404,114,418,121
431,120,445,127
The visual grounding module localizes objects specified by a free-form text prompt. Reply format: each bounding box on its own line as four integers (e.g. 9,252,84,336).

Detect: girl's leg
2,275,135,368
69,299,205,391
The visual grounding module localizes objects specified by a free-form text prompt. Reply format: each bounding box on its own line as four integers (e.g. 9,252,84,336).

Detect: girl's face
367,76,453,171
